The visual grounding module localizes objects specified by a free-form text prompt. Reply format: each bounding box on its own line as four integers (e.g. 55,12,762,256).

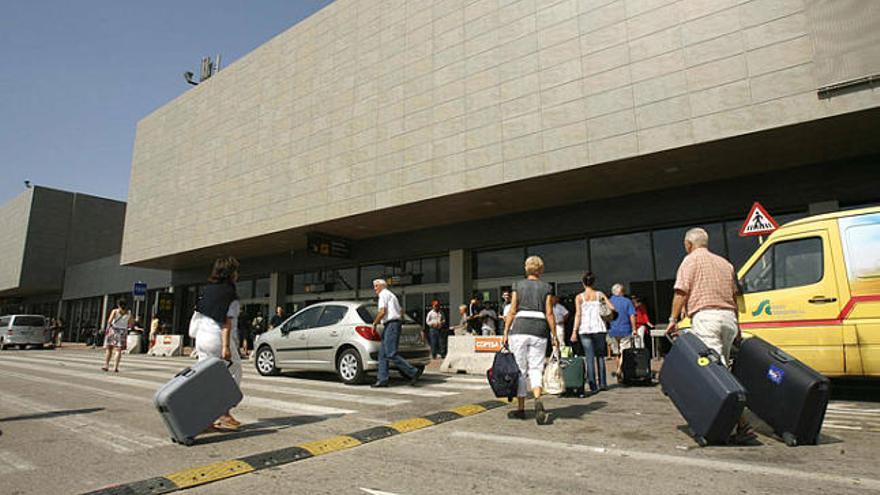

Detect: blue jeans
579,333,607,390
377,320,418,383
428,328,443,358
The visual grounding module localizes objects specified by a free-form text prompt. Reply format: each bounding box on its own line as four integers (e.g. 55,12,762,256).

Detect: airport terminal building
121,0,880,328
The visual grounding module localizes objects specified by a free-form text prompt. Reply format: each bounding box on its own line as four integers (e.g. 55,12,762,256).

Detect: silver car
0,315,51,350
253,301,431,384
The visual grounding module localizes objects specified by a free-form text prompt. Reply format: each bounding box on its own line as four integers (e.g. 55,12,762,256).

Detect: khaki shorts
608,335,633,354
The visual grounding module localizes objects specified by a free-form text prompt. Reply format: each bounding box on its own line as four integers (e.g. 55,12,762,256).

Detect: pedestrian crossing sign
739,202,779,237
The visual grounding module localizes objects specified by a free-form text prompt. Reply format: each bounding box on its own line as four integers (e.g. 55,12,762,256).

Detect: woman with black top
194,256,243,430
502,255,558,424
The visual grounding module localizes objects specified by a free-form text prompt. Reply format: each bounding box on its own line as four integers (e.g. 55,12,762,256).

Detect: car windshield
13,316,45,327
357,304,417,325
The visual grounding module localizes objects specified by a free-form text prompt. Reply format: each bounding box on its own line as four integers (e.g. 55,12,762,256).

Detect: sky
0,0,335,206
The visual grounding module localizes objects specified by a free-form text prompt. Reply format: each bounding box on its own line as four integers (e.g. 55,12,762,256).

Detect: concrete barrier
440,336,502,375
124,334,143,354
148,335,183,357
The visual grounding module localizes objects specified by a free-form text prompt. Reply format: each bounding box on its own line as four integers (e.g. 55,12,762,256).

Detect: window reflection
589,233,653,293
527,240,588,273
474,247,525,279
726,212,806,269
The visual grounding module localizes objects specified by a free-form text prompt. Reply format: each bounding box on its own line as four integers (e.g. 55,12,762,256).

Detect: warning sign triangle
739,202,779,237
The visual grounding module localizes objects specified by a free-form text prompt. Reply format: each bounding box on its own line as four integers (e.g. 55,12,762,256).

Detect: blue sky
0,0,334,205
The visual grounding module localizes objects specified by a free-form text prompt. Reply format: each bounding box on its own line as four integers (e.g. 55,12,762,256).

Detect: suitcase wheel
182,437,195,447
782,432,798,447
170,437,177,444
695,436,708,448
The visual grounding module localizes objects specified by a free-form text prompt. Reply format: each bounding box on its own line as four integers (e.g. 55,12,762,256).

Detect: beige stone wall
122,0,880,265
0,190,33,293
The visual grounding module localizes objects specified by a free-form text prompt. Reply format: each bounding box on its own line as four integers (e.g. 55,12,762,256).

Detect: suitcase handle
771,348,793,363
175,367,195,378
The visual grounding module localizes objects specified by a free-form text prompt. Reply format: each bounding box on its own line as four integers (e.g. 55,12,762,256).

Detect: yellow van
736,206,880,378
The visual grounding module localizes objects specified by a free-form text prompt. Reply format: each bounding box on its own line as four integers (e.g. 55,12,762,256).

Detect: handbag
598,293,617,322
542,351,565,395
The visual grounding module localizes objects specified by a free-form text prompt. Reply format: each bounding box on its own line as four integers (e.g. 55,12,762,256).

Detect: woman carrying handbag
571,272,616,393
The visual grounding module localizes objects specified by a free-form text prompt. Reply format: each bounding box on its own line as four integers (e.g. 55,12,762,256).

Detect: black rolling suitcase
733,336,830,446
622,336,652,385
660,331,746,446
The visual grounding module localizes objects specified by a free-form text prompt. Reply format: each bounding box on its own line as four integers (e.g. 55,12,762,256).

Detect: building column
268,272,283,312
99,294,110,330
449,249,472,314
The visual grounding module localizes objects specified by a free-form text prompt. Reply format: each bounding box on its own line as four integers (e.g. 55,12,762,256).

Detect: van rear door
738,228,845,376
838,212,880,377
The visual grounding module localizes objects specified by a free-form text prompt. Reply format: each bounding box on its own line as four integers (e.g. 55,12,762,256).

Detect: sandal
213,420,240,431
729,424,757,445
101,367,108,372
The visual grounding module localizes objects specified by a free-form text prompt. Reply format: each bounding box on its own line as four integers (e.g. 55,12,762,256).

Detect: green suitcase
560,356,585,396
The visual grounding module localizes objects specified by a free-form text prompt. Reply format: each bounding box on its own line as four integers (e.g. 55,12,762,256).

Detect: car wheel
18,344,27,350
336,348,366,385
255,346,280,376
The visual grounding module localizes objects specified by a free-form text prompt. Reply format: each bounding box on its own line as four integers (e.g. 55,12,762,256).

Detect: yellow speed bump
165,460,254,489
388,417,434,433
449,404,487,417
299,435,362,456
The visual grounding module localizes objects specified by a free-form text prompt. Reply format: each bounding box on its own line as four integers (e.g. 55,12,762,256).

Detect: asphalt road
1,347,879,494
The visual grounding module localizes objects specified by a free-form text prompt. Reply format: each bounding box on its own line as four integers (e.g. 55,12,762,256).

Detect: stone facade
0,190,33,294
122,0,880,266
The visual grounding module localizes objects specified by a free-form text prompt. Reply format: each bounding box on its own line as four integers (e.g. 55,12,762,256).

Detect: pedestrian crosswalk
823,402,880,433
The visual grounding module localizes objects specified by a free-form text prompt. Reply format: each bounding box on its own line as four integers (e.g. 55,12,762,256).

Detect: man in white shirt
371,279,422,388
501,290,512,318
425,300,446,359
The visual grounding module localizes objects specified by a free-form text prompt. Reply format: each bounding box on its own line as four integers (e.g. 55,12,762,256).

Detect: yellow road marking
165,460,254,489
299,435,362,456
388,417,434,433
449,404,487,417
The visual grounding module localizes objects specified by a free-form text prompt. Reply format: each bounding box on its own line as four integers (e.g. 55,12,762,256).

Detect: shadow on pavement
194,428,277,445
547,401,607,424
244,414,344,431
674,425,764,447
0,407,105,423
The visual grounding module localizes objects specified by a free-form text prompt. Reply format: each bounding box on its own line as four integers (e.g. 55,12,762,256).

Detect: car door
739,229,844,375
307,305,349,367
275,306,323,366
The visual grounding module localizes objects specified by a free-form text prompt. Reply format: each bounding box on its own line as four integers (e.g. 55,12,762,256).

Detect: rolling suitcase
622,336,652,385
560,356,585,396
153,357,243,446
660,331,746,446
733,336,830,446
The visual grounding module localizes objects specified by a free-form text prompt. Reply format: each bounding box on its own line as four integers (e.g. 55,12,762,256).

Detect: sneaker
410,367,424,386
535,399,550,425
370,381,389,388
507,410,526,420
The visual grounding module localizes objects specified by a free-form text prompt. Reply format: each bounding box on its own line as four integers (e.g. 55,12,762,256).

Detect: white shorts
508,334,548,397
691,309,738,366
195,329,242,385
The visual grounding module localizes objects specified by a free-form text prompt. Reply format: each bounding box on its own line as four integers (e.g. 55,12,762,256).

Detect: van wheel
336,348,366,385
255,346,280,376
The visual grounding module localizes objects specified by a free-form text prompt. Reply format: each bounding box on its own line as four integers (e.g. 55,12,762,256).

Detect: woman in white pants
502,256,558,424
194,256,243,430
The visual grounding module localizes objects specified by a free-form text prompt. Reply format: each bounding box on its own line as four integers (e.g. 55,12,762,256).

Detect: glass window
653,224,725,280
236,280,254,299
725,213,807,269
356,304,417,324
843,220,880,281
437,256,449,283
527,240,588,273
742,249,774,293
420,258,437,284
589,232,653,293
316,306,348,327
360,264,398,289
254,278,271,298
12,316,44,327
775,238,823,289
334,268,358,290
474,247,525,279
284,306,323,331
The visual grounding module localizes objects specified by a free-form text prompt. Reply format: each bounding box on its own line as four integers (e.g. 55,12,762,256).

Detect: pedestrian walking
503,255,557,424
453,304,469,336
609,283,637,382
467,296,483,335
269,306,285,329
194,256,244,430
552,294,570,349
102,299,133,372
371,279,423,388
149,315,160,350
632,294,653,355
666,227,754,443
479,302,498,336
571,272,615,393
425,300,446,359
238,311,251,359
501,290,511,318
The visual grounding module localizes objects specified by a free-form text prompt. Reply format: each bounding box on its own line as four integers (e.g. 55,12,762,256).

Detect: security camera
24,180,31,189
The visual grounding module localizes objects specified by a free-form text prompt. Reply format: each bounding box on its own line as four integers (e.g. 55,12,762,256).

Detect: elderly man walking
371,279,422,388
609,283,637,382
666,227,754,442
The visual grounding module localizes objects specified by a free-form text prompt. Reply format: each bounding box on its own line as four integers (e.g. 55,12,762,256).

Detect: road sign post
133,282,147,323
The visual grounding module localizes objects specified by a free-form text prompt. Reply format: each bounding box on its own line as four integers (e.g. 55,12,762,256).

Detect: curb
83,400,507,495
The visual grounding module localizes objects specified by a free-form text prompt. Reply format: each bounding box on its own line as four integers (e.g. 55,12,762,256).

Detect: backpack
487,346,521,402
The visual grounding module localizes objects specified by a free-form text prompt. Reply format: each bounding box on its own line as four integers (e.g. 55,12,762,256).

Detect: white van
0,315,51,350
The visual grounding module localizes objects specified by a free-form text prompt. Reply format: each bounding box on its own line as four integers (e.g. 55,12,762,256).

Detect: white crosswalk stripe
0,450,36,475
0,356,356,417
0,394,167,454
18,353,411,407
823,401,880,432
22,352,465,398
